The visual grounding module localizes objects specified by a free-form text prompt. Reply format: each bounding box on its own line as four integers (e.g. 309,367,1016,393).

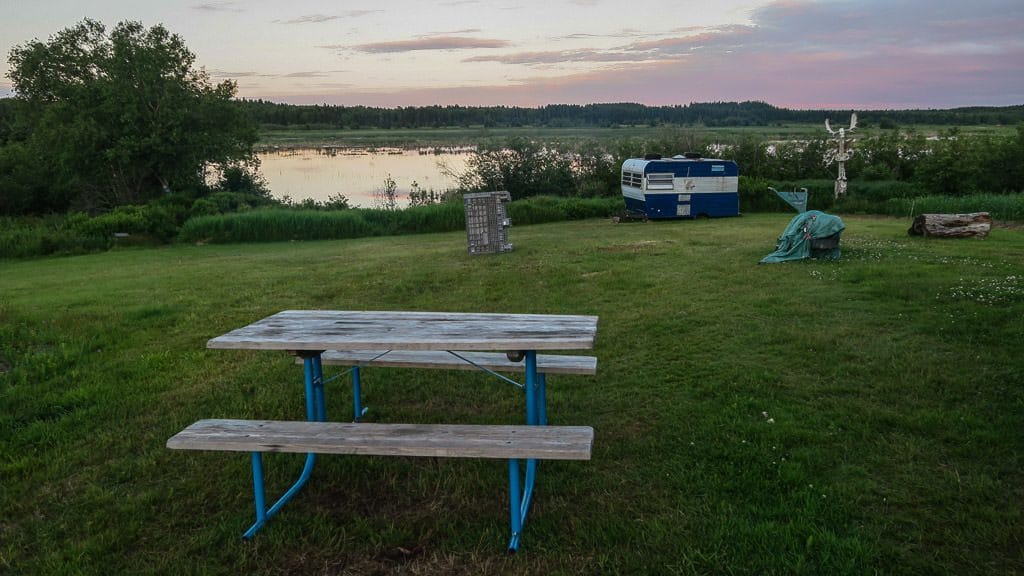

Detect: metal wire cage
464,191,513,255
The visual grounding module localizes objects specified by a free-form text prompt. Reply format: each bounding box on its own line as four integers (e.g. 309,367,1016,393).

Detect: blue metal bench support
242,353,324,539
508,458,523,552
507,350,541,553
241,349,555,549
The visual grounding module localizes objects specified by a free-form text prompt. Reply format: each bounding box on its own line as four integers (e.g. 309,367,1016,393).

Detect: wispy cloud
209,69,339,80
278,11,382,24
191,2,242,12
464,49,671,65
281,71,328,78
432,28,482,35
282,14,341,24
208,69,261,78
347,36,511,53
619,25,754,55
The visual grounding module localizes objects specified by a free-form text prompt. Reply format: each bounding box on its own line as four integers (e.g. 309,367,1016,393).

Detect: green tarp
769,187,809,213
760,210,845,264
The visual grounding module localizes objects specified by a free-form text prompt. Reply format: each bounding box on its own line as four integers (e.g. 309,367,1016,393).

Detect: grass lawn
1,214,1022,575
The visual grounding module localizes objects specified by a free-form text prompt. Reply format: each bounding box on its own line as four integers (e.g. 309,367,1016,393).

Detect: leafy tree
4,19,257,214
461,138,576,200
914,128,986,195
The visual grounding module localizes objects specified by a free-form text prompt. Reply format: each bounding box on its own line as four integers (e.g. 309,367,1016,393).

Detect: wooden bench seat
309,350,598,375
168,418,594,460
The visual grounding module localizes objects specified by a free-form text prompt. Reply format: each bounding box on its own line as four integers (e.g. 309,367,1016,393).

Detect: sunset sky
2,0,1022,109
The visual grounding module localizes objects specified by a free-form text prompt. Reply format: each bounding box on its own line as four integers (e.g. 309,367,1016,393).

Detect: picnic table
169,310,598,552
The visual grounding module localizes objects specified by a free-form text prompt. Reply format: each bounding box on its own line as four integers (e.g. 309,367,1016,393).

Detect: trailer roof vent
643,153,662,160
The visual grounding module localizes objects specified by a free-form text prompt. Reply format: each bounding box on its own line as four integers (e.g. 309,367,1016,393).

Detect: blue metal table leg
351,365,368,421
247,453,267,533
507,458,523,553
524,351,538,426
303,355,318,420
313,354,326,422
242,353,323,539
537,372,548,426
506,351,542,551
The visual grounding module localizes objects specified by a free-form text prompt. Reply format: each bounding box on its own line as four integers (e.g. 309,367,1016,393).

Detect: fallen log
908,212,992,238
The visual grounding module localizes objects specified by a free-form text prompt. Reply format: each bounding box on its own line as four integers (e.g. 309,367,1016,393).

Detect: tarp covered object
760,210,845,264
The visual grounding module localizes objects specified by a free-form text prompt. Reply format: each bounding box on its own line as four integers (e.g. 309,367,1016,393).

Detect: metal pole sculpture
824,112,857,199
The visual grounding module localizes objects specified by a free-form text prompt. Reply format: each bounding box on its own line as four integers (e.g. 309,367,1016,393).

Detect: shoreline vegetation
3,116,1024,260
5,76,1024,261
253,123,1022,152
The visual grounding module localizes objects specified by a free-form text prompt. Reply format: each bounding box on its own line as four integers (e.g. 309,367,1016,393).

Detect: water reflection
257,147,471,208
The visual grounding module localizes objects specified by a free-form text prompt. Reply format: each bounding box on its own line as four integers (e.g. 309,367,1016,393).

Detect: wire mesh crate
464,191,513,255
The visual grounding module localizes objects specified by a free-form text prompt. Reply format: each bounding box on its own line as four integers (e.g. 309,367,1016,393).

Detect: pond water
256,147,472,208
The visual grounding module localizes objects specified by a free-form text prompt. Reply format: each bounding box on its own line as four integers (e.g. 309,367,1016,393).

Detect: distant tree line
236,99,1024,130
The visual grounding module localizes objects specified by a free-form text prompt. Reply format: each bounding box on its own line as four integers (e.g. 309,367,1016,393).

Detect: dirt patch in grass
598,240,676,253
994,220,1024,230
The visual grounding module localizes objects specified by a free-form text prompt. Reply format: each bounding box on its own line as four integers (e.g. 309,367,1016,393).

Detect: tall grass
178,209,375,244
0,216,112,258
508,196,621,224
6,191,1021,259
884,192,1024,220
178,196,622,245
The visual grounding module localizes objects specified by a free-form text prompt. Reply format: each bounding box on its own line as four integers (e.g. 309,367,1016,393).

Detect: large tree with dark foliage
2,19,257,215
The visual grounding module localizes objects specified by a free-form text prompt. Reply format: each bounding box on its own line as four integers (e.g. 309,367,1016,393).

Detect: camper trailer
621,154,739,219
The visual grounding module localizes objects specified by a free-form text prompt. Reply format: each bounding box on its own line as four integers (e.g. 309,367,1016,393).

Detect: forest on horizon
3,98,1023,138
233,99,1024,130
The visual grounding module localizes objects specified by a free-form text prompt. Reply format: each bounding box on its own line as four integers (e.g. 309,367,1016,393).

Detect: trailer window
621,171,642,188
646,173,675,190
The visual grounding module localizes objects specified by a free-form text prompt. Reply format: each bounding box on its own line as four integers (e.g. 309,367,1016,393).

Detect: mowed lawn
1,214,1021,575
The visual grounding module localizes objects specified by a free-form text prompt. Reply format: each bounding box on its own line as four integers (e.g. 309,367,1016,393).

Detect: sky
1,0,1023,109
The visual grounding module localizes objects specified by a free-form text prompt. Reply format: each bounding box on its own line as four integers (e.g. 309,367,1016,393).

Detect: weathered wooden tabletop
207,310,599,352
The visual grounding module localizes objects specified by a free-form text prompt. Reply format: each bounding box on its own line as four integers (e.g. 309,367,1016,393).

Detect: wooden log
908,212,992,238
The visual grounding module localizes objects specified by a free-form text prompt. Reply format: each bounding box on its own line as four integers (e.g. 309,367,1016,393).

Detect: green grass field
1,214,1022,575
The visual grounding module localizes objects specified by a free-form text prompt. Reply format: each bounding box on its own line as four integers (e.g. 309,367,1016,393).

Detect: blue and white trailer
621,154,740,219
